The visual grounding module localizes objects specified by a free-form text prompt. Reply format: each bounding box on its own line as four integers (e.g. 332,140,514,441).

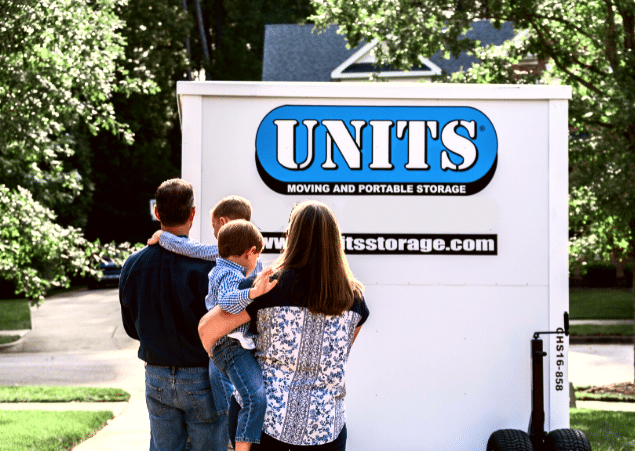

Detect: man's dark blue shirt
119,242,215,367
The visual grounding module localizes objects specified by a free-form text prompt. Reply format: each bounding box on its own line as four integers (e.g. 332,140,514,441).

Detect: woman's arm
198,306,251,355
352,326,362,345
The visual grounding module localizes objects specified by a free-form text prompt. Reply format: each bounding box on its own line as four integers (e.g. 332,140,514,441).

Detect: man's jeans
212,338,265,444
145,364,228,451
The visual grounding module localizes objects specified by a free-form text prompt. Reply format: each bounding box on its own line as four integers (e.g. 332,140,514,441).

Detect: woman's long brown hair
273,200,363,316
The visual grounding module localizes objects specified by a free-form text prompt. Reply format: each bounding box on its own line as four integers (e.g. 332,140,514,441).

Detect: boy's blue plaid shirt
159,232,263,341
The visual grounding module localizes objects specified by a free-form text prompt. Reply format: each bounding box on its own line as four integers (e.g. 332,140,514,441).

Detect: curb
569,335,633,345
0,401,128,416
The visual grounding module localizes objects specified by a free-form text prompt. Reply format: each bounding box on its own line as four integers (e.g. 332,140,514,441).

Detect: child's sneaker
227,331,255,350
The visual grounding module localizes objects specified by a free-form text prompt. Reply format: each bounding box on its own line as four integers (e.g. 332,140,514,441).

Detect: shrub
0,185,140,304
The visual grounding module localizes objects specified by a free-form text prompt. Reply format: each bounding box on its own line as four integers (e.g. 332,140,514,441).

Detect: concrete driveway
0,287,142,389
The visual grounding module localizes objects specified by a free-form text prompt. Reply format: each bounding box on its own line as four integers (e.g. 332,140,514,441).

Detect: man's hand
248,267,278,300
147,230,162,245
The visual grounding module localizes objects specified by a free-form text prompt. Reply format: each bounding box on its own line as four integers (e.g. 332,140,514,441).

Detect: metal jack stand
487,313,591,451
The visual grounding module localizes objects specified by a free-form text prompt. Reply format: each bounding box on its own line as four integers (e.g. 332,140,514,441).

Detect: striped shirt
205,258,256,344
158,231,263,280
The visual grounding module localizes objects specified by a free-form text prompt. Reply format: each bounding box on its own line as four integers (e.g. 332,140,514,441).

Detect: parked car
87,258,121,289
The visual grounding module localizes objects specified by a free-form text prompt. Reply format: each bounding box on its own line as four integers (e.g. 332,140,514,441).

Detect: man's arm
154,231,220,261
118,263,139,340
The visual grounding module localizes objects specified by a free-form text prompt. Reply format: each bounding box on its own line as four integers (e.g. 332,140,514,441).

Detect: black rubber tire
487,429,535,451
543,428,591,451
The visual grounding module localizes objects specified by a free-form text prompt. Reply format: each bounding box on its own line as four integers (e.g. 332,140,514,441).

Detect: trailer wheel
487,429,534,451
543,428,591,451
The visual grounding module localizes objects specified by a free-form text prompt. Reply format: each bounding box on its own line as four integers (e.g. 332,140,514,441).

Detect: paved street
0,288,142,389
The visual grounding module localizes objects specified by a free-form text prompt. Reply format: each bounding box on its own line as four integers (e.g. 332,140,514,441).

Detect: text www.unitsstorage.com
261,233,497,255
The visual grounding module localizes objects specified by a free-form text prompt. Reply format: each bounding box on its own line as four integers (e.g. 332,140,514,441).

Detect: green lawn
0,410,113,451
0,386,130,403
571,408,635,451
0,335,22,345
570,324,633,336
0,387,130,450
0,298,31,330
569,289,633,320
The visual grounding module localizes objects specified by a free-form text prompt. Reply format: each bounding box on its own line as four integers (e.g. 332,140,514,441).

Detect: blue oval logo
255,105,497,195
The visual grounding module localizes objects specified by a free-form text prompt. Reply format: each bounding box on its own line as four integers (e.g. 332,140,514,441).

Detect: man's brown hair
217,219,263,258
211,196,252,221
155,178,194,227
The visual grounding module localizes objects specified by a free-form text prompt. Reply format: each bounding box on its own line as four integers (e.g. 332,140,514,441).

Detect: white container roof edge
176,80,572,101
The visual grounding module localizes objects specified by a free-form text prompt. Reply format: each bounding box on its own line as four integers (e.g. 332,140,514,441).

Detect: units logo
255,105,498,196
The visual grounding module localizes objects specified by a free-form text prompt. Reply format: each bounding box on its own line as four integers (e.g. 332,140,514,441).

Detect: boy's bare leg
198,306,250,355
235,442,251,451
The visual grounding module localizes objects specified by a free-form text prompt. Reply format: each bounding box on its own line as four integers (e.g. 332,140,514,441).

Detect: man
119,178,228,451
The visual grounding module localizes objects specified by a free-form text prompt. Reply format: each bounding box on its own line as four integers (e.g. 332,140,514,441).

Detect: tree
0,0,152,210
312,0,635,373
82,0,316,245
0,185,140,304
83,0,190,244
0,0,148,300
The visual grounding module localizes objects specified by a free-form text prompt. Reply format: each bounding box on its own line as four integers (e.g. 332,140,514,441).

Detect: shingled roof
262,22,516,82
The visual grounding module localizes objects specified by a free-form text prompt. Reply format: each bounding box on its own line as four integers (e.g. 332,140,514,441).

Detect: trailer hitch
527,312,569,451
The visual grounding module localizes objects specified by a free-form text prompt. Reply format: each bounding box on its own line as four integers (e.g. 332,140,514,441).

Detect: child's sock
227,331,255,350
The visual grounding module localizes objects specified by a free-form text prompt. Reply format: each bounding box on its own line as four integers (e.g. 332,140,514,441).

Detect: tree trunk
193,0,211,79
630,218,635,383
181,0,193,81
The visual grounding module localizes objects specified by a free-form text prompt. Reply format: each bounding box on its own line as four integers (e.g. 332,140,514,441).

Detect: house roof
262,22,516,82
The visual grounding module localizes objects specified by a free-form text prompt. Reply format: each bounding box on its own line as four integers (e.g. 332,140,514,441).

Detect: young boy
206,219,276,451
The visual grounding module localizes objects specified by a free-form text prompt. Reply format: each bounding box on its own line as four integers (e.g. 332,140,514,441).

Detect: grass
570,324,634,336
0,299,31,330
0,335,21,345
570,408,635,451
569,289,632,320
0,410,113,451
0,386,130,403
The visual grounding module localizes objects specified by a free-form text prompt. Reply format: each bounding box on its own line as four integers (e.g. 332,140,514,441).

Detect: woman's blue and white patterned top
245,271,369,446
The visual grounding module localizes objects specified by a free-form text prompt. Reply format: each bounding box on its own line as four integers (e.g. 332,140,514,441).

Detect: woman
199,200,369,451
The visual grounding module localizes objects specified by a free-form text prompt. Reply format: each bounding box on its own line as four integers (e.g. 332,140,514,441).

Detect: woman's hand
198,306,251,356
248,267,278,300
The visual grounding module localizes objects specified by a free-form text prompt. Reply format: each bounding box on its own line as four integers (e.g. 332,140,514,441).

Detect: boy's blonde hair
211,196,251,221
218,219,263,258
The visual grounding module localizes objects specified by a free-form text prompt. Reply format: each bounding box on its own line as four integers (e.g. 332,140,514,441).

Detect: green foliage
0,410,113,451
0,184,141,304
0,0,149,210
83,0,316,244
311,0,635,262
0,386,130,403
